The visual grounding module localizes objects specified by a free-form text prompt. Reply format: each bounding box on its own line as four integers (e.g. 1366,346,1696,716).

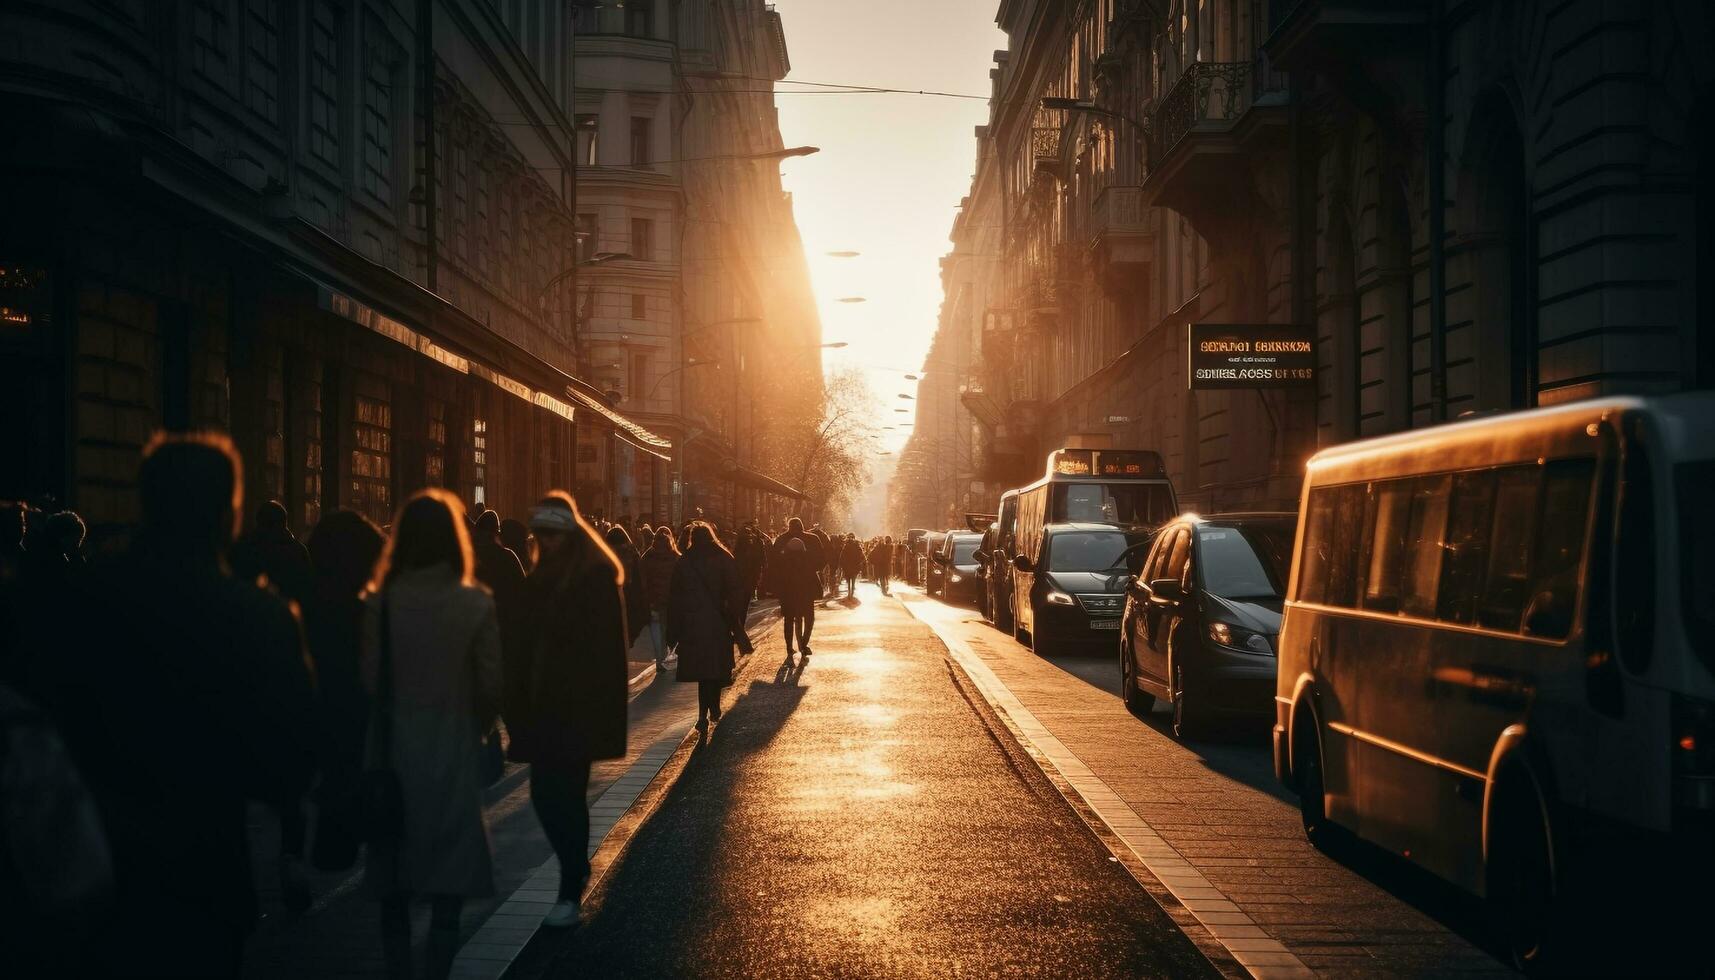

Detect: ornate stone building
900,0,1712,518
0,0,673,532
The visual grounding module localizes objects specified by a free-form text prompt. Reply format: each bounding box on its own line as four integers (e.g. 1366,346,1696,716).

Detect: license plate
1090,619,1121,630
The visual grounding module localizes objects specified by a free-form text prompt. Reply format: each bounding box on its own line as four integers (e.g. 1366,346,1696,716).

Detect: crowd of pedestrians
0,430,907,978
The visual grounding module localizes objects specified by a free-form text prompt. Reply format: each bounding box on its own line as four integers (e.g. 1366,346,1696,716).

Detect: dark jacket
773,548,822,617
869,541,895,572
775,528,824,570
640,546,678,613
611,547,649,644
507,526,629,767
840,539,864,575
52,542,315,966
666,542,743,685
229,527,313,604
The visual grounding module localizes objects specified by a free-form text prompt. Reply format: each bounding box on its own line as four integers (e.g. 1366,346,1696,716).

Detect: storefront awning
565,386,674,461
723,461,807,501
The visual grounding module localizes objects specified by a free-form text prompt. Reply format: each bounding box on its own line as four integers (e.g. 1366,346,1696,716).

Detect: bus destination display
1189,323,1317,390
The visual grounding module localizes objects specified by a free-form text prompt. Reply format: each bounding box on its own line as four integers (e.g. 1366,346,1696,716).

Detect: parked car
905,528,929,584
1120,512,1296,738
919,531,946,592
1011,522,1150,655
930,530,984,605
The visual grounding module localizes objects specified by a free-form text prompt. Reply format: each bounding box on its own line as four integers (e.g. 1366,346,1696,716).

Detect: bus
1004,448,1178,646
1274,393,1715,969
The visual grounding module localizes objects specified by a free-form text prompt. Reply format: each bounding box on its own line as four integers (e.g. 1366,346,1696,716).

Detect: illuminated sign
1188,323,1316,390
1052,449,1093,475
1049,449,1165,479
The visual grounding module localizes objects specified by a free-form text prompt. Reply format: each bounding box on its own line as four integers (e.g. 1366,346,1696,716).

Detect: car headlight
1207,621,1273,654
950,573,964,583
1046,590,1075,606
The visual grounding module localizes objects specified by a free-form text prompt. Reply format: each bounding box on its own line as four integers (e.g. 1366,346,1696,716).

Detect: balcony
1087,185,1152,297
1263,0,1427,72
1031,127,1061,173
1142,60,1288,243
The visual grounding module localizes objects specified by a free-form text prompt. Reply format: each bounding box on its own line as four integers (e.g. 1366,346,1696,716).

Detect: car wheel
1293,709,1336,848
1121,638,1154,717
1488,775,1562,973
1169,661,1206,739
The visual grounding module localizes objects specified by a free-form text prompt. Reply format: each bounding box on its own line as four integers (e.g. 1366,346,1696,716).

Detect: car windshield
1197,522,1294,599
952,538,980,562
1047,531,1130,572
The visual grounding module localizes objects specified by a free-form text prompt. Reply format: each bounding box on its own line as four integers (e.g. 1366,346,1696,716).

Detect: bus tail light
1672,693,1715,811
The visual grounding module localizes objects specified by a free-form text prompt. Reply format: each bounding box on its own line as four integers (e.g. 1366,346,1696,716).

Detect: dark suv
1120,512,1296,738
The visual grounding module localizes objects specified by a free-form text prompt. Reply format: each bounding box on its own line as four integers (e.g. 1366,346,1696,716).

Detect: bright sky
771,0,1005,456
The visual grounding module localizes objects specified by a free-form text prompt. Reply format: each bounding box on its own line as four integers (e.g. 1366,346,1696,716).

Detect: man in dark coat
735,524,765,611
775,517,824,570
870,535,896,595
508,492,628,928
667,523,745,733
229,499,314,605
51,433,316,975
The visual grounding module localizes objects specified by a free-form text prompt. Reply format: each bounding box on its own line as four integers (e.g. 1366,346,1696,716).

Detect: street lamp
836,297,866,304
826,250,860,258
822,341,849,349
1040,96,1148,132
903,374,918,380
898,393,914,400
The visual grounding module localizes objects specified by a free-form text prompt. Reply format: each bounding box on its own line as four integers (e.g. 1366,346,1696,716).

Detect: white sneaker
543,899,579,928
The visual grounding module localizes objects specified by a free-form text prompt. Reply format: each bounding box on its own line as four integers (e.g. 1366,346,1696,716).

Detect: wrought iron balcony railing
1147,59,1285,166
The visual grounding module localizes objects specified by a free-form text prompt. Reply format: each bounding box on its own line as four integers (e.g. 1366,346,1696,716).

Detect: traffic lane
528,586,1219,979
907,594,1510,977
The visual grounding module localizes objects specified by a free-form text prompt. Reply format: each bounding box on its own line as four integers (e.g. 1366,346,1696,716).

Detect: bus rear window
1679,461,1715,669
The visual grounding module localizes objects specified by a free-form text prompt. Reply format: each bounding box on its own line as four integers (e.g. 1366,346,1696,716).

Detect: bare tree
754,367,878,526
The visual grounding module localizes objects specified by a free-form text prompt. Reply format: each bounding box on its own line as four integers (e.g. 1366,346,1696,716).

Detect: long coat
666,542,743,685
360,564,502,899
507,528,629,768
640,546,678,614
773,548,823,617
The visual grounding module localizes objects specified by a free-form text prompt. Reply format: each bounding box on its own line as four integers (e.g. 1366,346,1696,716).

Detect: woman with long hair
639,525,680,669
666,522,744,734
604,524,650,654
361,489,501,980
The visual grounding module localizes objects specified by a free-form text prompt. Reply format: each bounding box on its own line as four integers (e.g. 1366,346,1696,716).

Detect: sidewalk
240,600,778,979
901,591,1509,979
507,584,1216,979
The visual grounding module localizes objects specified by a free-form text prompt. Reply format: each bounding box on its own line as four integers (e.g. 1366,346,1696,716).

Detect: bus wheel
1121,639,1154,717
1293,711,1334,847
1488,778,1560,973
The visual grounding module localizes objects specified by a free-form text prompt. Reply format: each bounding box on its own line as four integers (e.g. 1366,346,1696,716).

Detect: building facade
0,0,678,535
897,0,1713,520
572,0,823,528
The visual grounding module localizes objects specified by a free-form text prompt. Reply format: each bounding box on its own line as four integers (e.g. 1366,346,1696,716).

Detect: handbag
359,596,405,844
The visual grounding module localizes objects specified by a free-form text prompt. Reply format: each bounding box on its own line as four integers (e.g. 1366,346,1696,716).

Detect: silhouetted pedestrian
230,499,314,605
499,517,536,574
871,536,896,595
773,537,823,660
841,535,864,596
362,489,502,980
52,432,315,976
605,524,651,652
667,522,744,734
301,509,386,873
509,492,629,930
640,526,679,669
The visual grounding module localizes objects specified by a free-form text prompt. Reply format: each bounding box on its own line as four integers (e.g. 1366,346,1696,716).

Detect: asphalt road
522,588,1218,979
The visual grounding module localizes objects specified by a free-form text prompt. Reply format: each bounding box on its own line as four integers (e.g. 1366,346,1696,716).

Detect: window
1052,482,1176,525
631,217,653,261
192,0,232,82
1198,522,1293,600
474,164,491,275
630,293,646,319
1399,475,1452,618
451,143,470,259
576,213,599,262
472,418,488,507
1528,459,1596,640
575,114,599,166
629,116,652,166
625,0,652,37
1160,528,1191,584
629,352,650,401
350,388,393,526
1475,465,1543,631
1436,470,1500,625
306,1,341,168
1047,531,1131,572
361,20,400,205
572,0,600,33
1612,440,1654,661
425,402,446,487
244,0,280,123
1360,481,1413,613
1297,484,1363,606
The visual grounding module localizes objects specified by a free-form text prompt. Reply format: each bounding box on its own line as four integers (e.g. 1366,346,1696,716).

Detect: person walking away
871,536,896,595
639,527,680,669
508,493,629,929
667,522,744,734
229,499,314,605
499,518,536,574
361,490,502,979
840,535,864,597
605,524,651,655
50,432,315,976
735,526,764,615
300,510,386,873
774,537,822,660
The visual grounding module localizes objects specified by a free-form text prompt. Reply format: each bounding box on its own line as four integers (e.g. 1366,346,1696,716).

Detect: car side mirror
1011,554,1035,573
1148,578,1185,603
973,550,990,563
